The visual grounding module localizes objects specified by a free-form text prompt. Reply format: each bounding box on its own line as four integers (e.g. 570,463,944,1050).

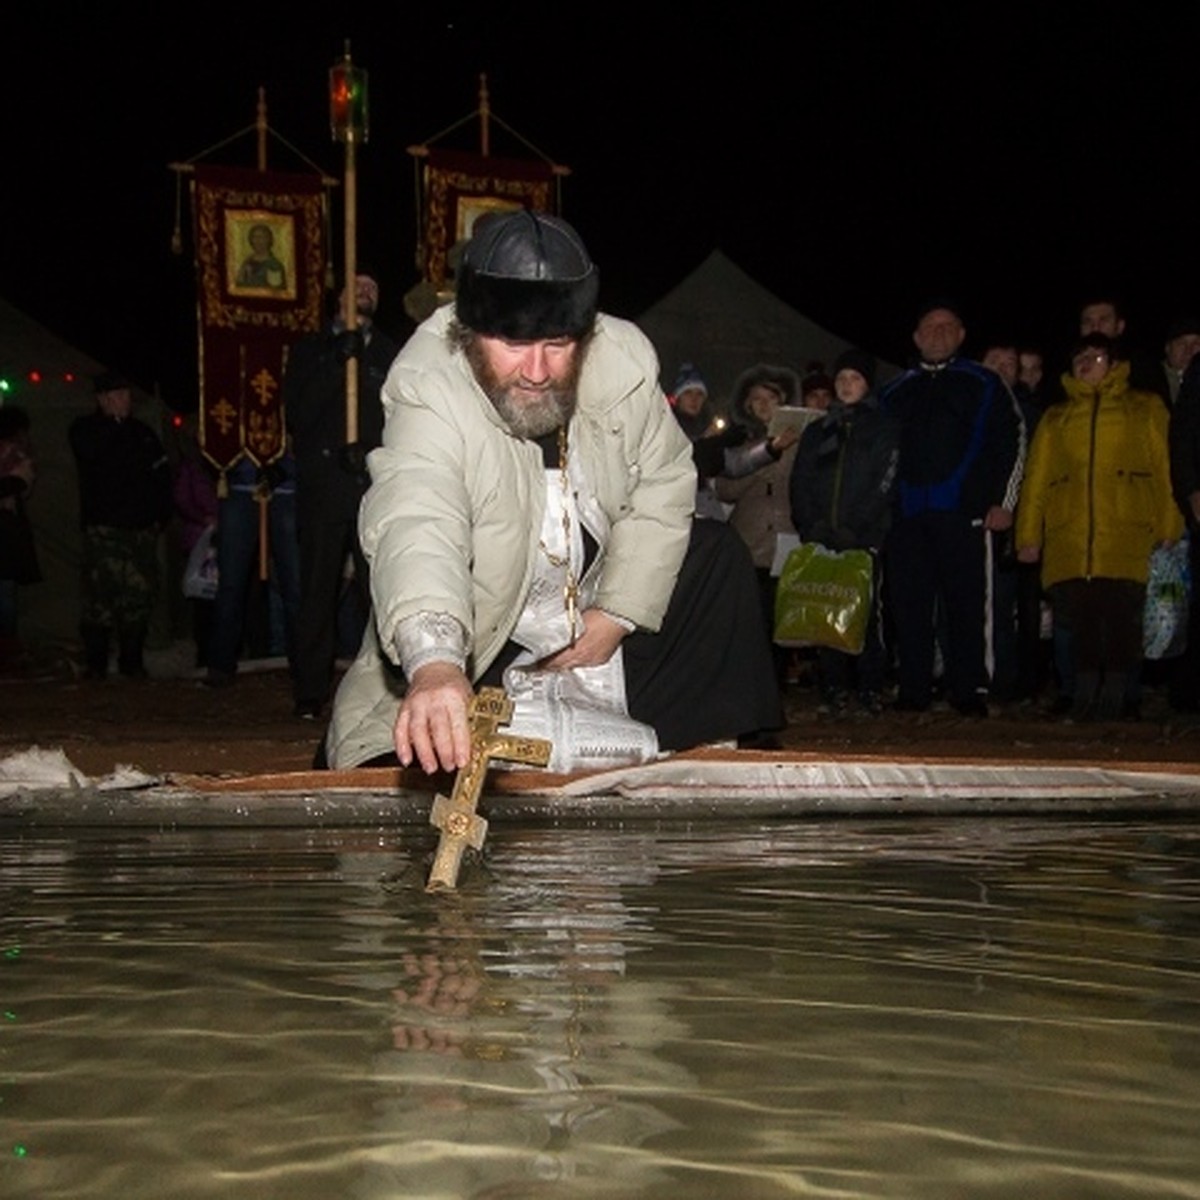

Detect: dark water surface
2,816,1199,1198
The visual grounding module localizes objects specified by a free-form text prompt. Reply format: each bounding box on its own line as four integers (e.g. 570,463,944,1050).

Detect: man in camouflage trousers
68,373,172,679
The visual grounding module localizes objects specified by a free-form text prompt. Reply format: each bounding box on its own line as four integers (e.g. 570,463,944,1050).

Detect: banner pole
330,41,366,447
479,73,490,158
256,87,268,171
256,88,272,583
342,132,359,445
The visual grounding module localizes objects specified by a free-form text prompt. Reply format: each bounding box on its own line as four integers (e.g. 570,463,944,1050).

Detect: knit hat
671,362,708,397
455,209,599,340
1165,315,1200,342
93,371,131,395
832,348,877,389
801,369,835,402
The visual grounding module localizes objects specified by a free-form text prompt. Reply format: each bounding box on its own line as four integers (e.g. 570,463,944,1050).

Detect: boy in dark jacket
789,349,898,714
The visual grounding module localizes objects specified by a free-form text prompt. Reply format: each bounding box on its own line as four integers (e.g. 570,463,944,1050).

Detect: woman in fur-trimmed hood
719,363,803,564
716,363,803,690
730,363,801,438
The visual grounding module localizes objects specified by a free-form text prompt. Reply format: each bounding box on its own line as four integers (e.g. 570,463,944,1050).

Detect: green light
4,947,19,959
13,1143,28,1158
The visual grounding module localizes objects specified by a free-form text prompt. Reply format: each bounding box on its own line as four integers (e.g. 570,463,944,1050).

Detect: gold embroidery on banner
209,398,238,436
249,368,278,407
424,166,552,287
195,181,324,332
246,408,282,460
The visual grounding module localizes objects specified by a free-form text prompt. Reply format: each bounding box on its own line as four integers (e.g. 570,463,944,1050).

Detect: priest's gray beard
463,332,586,438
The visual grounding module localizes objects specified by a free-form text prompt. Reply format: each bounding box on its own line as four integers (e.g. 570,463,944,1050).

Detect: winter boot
1069,671,1100,721
117,626,149,680
80,623,110,680
0,635,26,677
1094,672,1128,721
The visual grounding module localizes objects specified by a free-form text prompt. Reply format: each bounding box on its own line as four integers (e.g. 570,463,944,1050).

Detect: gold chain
538,424,580,646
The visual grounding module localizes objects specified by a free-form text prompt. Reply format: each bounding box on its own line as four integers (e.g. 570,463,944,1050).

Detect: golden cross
250,367,278,407
426,687,551,892
210,397,238,435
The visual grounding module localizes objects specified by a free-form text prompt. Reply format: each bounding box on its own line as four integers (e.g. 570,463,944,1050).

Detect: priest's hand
539,609,628,671
395,661,474,774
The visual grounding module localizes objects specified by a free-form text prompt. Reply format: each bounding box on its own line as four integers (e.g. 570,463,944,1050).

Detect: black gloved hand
332,329,364,364
339,442,369,482
692,436,726,481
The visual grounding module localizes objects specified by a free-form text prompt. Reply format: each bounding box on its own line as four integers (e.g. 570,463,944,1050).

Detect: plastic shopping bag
182,526,219,601
774,542,873,654
1144,536,1190,660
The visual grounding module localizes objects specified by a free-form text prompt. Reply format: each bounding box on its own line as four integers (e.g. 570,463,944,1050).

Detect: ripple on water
2,817,1199,1198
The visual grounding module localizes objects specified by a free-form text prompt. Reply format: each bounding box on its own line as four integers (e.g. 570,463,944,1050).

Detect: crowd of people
5,272,399,726
671,294,1198,725
5,213,1199,767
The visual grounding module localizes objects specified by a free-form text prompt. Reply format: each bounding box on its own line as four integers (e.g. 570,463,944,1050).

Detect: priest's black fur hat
455,210,599,340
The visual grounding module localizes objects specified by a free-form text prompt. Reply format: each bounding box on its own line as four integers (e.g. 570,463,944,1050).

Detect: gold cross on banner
426,687,552,892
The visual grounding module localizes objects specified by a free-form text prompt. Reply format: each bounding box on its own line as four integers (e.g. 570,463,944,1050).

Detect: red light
171,413,184,429
28,370,42,383
63,371,76,383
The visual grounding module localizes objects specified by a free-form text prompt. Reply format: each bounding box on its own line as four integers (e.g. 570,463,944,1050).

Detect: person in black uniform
284,271,400,719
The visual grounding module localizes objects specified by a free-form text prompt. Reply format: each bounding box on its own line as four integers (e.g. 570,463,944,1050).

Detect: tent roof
636,249,899,408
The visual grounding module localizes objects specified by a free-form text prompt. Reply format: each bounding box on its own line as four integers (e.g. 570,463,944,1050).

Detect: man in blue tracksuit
880,301,1025,716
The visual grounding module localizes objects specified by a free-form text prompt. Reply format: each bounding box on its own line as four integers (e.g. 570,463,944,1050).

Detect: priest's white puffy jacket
325,305,696,768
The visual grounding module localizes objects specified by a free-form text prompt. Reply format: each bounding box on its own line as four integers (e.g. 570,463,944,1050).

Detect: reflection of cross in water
426,687,551,892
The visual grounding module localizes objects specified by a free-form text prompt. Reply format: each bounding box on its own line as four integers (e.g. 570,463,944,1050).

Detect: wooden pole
331,43,367,442
255,87,267,171
479,73,490,158
342,131,359,445
256,88,271,581
257,487,269,580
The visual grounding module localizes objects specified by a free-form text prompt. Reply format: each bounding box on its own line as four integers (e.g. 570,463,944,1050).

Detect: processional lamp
330,42,368,444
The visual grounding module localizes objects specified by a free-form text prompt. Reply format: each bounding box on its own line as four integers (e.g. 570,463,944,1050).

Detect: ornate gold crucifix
425,688,551,892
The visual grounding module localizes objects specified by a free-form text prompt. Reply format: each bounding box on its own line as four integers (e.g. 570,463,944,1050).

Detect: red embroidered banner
192,165,326,471
421,149,555,291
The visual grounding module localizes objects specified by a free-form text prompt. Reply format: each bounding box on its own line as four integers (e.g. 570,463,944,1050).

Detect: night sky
5,5,1200,403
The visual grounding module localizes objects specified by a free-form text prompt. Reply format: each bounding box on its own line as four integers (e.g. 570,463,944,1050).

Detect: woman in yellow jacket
1016,333,1183,720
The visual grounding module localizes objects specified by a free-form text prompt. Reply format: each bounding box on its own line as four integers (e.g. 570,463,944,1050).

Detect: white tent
636,249,899,409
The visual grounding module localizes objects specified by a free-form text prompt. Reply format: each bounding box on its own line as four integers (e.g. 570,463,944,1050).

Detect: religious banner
420,148,555,292
192,164,326,472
